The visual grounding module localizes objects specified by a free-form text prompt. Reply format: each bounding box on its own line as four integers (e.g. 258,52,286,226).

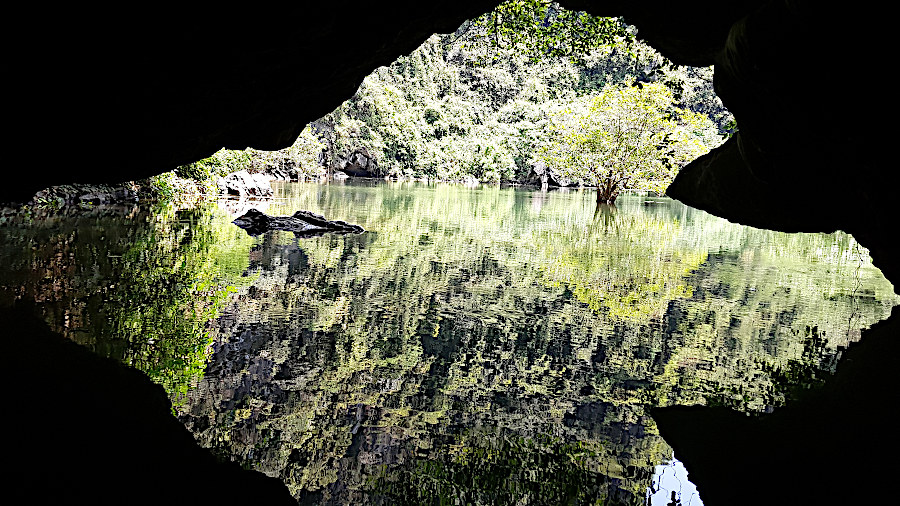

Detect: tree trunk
597,184,618,205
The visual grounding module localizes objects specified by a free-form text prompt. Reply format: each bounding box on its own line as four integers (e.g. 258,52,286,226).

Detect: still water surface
1,181,896,504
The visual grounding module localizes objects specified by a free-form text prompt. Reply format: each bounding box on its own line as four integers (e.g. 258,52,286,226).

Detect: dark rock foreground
232,208,365,237
4,305,295,505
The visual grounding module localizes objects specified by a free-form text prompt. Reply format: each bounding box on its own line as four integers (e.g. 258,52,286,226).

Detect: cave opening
3,1,898,505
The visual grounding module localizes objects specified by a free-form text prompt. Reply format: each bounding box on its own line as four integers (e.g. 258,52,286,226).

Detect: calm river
1,180,896,505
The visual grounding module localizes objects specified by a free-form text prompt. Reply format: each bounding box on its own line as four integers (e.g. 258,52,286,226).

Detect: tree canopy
537,83,716,203
466,0,633,64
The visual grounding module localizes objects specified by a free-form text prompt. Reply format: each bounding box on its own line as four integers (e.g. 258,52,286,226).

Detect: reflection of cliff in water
0,202,256,399
175,182,897,504
1,182,895,503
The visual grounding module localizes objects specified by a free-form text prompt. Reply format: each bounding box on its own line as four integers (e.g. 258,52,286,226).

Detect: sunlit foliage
466,0,633,65
156,126,326,197
537,84,718,203
175,149,252,183
318,3,730,185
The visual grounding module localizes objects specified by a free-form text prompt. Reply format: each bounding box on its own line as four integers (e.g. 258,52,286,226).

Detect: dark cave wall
665,0,898,285
9,2,496,201
8,0,896,285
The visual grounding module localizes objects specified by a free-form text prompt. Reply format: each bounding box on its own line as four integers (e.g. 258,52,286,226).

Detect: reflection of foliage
0,202,255,402
104,206,254,400
706,325,831,412
8,183,894,504
177,182,897,504
537,206,707,324
757,325,830,407
368,433,611,505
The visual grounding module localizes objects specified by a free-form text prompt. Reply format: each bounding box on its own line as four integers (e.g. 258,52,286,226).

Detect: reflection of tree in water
594,200,617,221
541,198,707,324
176,183,897,504
5,184,892,503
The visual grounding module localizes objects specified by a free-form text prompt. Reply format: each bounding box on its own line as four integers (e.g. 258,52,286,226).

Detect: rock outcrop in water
232,208,365,237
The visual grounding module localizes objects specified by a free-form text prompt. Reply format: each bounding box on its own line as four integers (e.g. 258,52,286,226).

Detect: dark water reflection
1,181,896,505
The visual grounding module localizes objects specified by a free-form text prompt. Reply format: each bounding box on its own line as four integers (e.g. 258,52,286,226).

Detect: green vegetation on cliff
156,2,729,201
316,2,728,190
147,127,325,199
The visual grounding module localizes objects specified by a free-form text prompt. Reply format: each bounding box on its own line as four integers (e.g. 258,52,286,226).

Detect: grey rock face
216,170,274,197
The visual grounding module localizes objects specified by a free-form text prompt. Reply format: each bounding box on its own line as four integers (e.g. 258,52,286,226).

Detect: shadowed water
1,181,896,505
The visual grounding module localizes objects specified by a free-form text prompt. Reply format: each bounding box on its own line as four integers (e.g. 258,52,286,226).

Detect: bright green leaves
469,1,633,65
175,148,251,181
536,83,719,202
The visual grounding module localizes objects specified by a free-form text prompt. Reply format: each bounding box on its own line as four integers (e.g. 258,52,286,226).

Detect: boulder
232,208,364,237
521,162,547,187
216,170,273,197
522,162,574,188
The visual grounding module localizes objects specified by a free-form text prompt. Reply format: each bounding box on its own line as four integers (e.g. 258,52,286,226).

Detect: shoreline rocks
215,169,274,197
29,183,140,208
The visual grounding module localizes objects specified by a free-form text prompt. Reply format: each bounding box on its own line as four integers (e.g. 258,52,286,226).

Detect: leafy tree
465,0,633,65
537,83,715,203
